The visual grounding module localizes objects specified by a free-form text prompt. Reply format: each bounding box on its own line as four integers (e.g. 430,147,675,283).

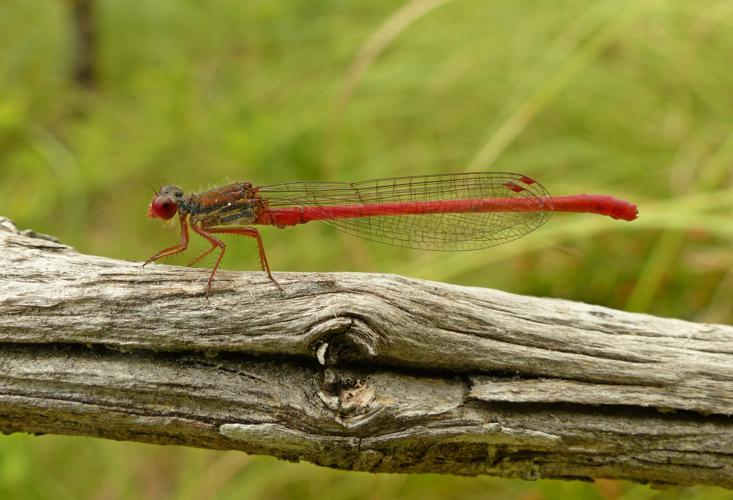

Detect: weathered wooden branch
0,216,731,487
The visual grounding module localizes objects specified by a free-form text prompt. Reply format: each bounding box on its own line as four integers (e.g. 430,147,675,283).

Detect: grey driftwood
0,216,731,488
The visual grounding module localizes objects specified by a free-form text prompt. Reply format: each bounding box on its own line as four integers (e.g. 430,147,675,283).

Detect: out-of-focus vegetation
1,0,731,498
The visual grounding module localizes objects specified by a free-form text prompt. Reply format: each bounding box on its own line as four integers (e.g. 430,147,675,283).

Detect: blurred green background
1,0,732,498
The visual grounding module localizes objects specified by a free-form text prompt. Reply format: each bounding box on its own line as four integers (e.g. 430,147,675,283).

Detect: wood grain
0,216,731,487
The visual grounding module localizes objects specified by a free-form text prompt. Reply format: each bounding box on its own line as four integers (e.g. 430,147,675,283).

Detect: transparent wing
256,172,552,251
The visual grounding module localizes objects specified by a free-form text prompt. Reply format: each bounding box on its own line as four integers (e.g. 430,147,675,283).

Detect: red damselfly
144,172,638,293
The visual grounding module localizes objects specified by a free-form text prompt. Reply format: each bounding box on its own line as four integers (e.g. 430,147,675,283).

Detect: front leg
143,213,190,266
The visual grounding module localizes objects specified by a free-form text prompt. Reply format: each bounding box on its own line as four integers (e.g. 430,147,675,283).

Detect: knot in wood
310,317,382,366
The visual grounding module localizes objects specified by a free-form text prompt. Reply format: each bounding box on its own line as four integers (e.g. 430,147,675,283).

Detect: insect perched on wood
144,172,638,293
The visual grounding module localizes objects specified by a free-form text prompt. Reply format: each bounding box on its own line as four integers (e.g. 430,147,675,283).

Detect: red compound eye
147,194,178,220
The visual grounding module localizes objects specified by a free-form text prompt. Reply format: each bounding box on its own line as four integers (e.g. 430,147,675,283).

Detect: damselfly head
147,185,182,220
